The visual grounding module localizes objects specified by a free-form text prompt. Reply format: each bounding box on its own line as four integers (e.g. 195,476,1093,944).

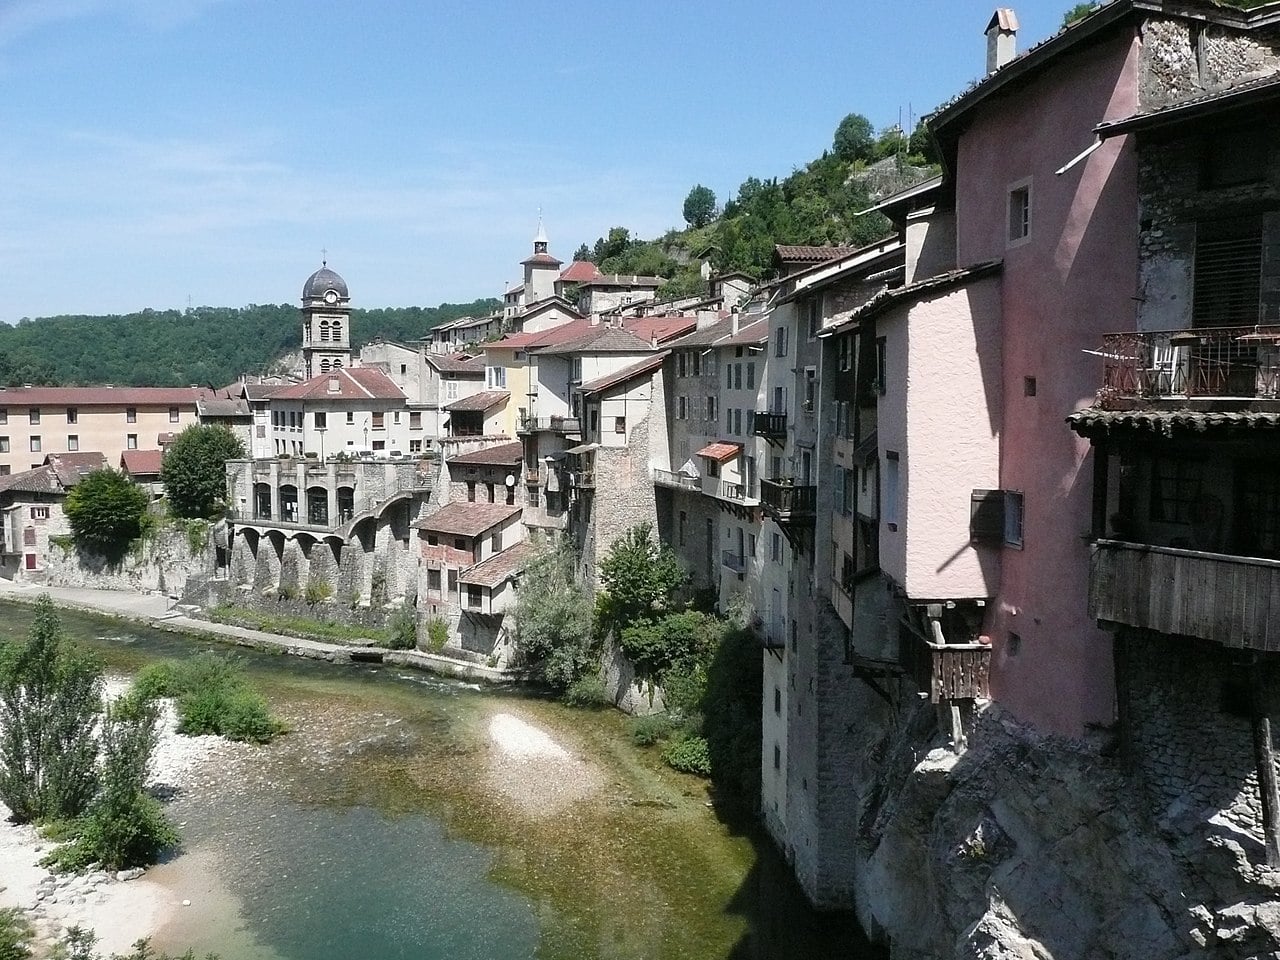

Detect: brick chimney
986,9,1018,74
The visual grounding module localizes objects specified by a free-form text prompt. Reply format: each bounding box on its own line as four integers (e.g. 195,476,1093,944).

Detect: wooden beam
1250,666,1280,869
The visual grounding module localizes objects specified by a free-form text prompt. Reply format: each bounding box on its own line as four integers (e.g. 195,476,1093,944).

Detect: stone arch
331,320,342,342
278,484,298,524
319,319,331,342
332,358,343,368
336,486,355,524
253,483,272,520
259,529,286,592
351,517,377,601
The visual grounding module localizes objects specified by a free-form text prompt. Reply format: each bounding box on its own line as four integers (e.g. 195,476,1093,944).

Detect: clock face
324,290,338,305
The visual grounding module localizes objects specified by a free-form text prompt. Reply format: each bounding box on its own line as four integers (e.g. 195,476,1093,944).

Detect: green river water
0,601,882,960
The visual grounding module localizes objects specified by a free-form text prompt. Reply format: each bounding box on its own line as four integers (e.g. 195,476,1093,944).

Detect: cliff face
851,703,1280,960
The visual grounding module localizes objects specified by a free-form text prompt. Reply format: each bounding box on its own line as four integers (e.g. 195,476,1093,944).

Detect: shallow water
0,601,882,960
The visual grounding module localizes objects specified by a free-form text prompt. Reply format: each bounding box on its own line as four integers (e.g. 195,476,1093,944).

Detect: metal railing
1098,326,1280,402
761,478,816,519
517,415,582,434
753,411,787,438
652,468,699,491
721,551,746,573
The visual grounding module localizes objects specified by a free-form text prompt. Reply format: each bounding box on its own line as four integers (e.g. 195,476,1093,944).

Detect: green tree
619,609,720,679
1062,2,1098,26
0,595,102,823
572,243,592,262
514,541,595,691
161,424,245,519
833,112,875,162
595,523,687,638
592,227,632,263
682,184,717,228
63,469,149,561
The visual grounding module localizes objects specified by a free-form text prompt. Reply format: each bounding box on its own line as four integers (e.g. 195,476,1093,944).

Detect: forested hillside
572,114,938,301
0,299,498,387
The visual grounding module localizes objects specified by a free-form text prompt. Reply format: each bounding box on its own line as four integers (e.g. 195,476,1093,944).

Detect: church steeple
521,215,562,306
300,261,352,379
533,215,549,255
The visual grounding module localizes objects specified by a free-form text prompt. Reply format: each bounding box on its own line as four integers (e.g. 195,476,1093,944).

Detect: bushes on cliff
513,540,595,692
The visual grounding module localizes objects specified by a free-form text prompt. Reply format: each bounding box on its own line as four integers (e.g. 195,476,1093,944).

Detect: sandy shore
0,680,246,956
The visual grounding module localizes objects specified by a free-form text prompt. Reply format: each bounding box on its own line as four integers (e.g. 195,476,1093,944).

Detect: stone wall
601,637,665,716
1138,17,1280,112
193,577,395,634
42,522,213,596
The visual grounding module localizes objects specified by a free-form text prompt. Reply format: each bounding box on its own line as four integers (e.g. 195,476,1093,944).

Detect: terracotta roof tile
559,260,602,283
0,386,210,406
444,390,508,412
426,354,486,374
271,367,406,402
447,441,523,466
521,252,563,267
458,540,538,588
533,326,654,356
696,441,742,462
773,245,859,263
623,315,697,344
578,352,669,396
120,449,164,475
412,502,522,538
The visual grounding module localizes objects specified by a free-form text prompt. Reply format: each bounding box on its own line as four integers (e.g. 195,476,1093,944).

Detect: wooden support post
1250,668,1280,870
1114,628,1133,770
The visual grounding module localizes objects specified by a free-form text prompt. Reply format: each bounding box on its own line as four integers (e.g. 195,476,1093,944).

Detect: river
0,601,882,960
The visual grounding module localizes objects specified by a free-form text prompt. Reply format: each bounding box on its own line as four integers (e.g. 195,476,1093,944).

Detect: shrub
63,469,150,563
630,714,673,747
383,604,419,650
514,540,595,691
0,595,102,823
660,660,708,726
131,653,282,744
562,673,608,707
0,907,32,960
304,581,333,604
619,610,721,679
424,616,447,652
661,734,711,777
702,626,763,801
160,424,245,519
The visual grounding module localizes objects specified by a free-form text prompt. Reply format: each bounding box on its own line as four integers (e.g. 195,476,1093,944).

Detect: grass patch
0,906,33,960
206,605,387,645
132,652,285,743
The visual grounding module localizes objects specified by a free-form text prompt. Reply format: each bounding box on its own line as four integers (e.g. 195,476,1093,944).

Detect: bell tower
301,260,352,379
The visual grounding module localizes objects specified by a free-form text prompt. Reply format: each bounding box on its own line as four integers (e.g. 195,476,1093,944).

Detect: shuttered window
1193,217,1261,327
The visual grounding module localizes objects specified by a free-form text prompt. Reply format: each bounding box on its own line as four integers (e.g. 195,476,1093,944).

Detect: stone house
575,274,664,315
267,367,409,459
0,455,105,580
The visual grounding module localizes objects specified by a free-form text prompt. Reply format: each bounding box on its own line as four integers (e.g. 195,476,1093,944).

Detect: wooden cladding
900,627,991,702
1090,539,1280,651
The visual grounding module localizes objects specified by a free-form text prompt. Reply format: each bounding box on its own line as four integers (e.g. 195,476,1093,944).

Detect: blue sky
1,0,1076,321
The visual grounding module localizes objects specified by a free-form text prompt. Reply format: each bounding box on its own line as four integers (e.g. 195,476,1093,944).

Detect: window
67,435,78,451
490,366,507,388
467,585,483,609
677,396,687,420
804,367,817,411
486,482,495,503
393,411,401,425
734,364,743,390
774,325,789,358
372,412,385,430
29,436,40,452
614,416,626,434
428,568,441,592
0,437,7,453
0,466,8,476
771,532,782,562
1193,216,1262,327
774,688,781,715
806,298,820,339
1008,180,1031,244
733,409,742,435
838,336,852,372
692,353,701,375
970,489,1024,548
746,410,755,434
747,362,755,390
427,533,439,546
169,407,180,423
707,396,717,421
30,506,48,520
346,411,355,425
726,408,733,435
773,744,781,771
66,408,77,424
0,410,6,425
884,452,899,530
126,434,137,450
410,411,422,430
409,439,422,453
1004,491,1024,548
1202,130,1268,188
454,538,466,551
725,365,733,390
314,411,327,429
467,481,476,502
678,353,687,377
1150,457,1204,525
28,409,39,425
126,408,137,423
491,530,502,552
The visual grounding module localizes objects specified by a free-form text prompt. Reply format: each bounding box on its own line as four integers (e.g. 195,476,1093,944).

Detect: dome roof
302,266,348,300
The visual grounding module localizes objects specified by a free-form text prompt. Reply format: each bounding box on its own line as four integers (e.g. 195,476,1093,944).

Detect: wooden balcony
761,478,816,524
753,411,787,441
721,551,746,574
900,620,991,702
1089,539,1280,651
517,415,582,435
1096,326,1280,406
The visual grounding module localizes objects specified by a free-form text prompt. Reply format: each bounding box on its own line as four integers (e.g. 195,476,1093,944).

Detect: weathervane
321,247,328,267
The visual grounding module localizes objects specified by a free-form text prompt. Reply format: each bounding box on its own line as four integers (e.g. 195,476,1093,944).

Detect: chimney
730,307,741,337
986,9,1018,74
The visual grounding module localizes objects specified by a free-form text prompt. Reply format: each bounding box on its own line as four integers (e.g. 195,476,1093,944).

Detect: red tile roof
444,390,508,412
578,352,669,396
459,540,539,588
623,315,697,344
533,326,653,356
44,452,108,472
447,441,523,466
120,449,164,476
558,260,602,283
425,354,486,375
271,367,405,402
0,386,211,406
773,244,859,263
696,442,741,462
490,318,592,351
412,502,522,538
521,252,563,267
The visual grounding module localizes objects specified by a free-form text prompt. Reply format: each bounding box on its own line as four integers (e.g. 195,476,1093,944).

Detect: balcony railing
571,470,595,489
721,551,746,574
753,411,788,439
517,415,582,434
1098,326,1280,404
652,468,700,491
703,477,754,504
761,478,816,522
901,630,992,703
1089,539,1280,651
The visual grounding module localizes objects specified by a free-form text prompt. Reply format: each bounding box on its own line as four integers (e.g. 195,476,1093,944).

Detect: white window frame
1007,177,1032,247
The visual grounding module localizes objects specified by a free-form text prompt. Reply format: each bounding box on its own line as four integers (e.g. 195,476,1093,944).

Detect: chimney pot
986,8,1018,73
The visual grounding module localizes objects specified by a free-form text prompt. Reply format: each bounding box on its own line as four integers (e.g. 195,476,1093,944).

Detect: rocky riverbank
0,681,250,957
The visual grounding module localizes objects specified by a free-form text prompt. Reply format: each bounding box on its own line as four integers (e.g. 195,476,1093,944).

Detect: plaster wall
954,29,1139,736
